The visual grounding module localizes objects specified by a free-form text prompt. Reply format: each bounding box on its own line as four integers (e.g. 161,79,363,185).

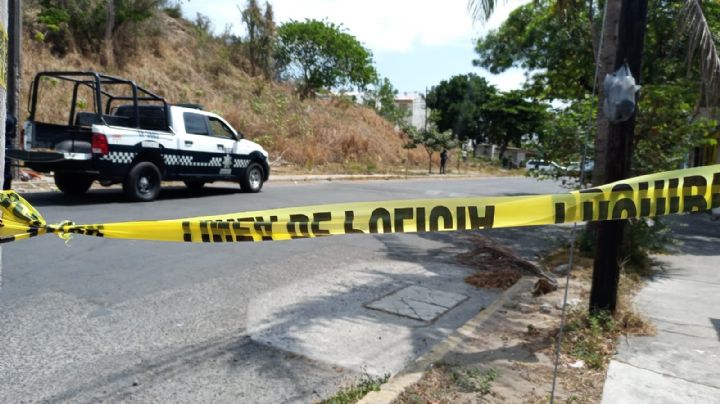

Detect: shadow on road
243,226,571,380
663,213,720,256
42,336,346,404
17,185,241,207
25,202,718,401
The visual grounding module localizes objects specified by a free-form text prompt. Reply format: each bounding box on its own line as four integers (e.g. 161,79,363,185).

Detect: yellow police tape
1,165,719,244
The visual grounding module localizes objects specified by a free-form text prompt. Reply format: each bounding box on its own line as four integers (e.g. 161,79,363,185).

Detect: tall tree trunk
103,0,115,67
497,140,508,162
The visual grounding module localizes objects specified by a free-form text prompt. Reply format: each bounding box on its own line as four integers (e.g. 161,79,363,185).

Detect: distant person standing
440,149,448,174
4,114,16,190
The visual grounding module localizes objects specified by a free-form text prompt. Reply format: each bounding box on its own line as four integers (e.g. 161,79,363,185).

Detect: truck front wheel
124,162,162,202
240,163,264,193
55,172,94,195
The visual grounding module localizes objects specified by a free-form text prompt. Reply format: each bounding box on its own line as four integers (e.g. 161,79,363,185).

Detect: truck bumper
6,149,95,173
7,149,93,163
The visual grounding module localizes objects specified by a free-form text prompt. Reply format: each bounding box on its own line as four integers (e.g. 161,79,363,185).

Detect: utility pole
6,0,17,121
0,0,8,290
589,0,648,313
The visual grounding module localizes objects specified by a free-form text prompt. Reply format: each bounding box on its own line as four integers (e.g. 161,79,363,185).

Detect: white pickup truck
8,71,270,201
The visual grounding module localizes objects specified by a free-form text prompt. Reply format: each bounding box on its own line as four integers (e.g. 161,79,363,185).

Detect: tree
275,19,377,99
426,74,548,162
469,0,720,315
683,0,720,103
473,1,598,100
35,0,161,61
405,124,457,174
241,0,262,77
260,2,277,80
482,90,550,161
363,77,407,126
103,0,115,66
472,0,720,177
240,0,276,79
426,73,496,141
534,97,596,168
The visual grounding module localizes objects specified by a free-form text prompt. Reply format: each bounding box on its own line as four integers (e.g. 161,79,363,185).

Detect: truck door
179,112,233,177
206,116,238,176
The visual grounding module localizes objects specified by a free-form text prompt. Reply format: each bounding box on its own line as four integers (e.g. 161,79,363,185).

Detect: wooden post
590,0,648,313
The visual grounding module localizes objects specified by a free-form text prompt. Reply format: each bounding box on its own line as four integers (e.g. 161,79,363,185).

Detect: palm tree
469,0,720,109
468,0,720,183
469,0,623,186
683,0,720,103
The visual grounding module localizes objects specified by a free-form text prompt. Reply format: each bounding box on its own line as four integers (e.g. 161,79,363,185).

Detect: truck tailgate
28,122,92,152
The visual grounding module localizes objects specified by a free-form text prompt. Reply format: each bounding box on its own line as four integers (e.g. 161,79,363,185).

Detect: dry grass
20,11,430,173
464,269,523,290
459,236,541,274
458,235,543,290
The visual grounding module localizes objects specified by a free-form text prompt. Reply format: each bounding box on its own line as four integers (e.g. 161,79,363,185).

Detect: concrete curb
358,276,535,404
270,173,522,183
270,174,408,182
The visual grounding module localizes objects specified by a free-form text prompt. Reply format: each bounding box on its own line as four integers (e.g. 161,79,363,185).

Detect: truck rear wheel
54,172,94,195
124,162,162,202
240,163,264,193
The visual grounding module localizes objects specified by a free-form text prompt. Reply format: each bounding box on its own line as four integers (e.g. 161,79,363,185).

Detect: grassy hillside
20,9,428,174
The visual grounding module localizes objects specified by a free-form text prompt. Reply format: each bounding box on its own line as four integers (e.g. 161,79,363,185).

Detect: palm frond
467,0,508,23
683,0,720,103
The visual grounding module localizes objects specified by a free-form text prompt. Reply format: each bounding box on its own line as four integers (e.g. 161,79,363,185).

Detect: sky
181,0,529,93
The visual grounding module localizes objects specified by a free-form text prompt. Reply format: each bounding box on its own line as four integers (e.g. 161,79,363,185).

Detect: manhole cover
365,285,468,322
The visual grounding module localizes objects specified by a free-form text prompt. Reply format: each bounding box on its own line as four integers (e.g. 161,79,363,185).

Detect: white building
394,92,427,130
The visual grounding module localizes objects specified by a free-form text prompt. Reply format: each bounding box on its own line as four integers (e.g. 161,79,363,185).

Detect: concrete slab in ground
365,285,468,322
601,214,720,403
247,261,499,376
603,361,720,404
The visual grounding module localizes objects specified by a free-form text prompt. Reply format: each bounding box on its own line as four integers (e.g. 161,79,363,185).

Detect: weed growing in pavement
563,309,616,369
450,367,498,395
320,373,390,404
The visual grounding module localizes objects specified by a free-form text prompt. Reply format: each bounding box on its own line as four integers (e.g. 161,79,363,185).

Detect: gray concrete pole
7,0,17,122
0,0,7,290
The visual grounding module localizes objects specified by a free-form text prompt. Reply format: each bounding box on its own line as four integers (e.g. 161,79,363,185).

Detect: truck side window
208,116,236,140
183,112,209,135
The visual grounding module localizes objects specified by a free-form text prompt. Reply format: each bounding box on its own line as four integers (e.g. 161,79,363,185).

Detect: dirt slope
19,11,426,173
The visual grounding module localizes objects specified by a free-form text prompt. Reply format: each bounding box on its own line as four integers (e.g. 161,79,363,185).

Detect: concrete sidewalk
602,213,720,403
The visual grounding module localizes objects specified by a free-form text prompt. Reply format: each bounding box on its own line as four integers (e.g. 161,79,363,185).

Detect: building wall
394,92,426,130
474,143,528,167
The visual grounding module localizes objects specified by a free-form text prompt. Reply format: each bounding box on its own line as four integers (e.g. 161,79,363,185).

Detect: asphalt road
0,176,566,403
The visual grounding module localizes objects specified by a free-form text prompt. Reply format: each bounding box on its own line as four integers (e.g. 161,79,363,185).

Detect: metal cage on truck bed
28,71,170,131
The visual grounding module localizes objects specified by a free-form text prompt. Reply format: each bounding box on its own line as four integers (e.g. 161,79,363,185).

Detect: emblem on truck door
220,153,233,175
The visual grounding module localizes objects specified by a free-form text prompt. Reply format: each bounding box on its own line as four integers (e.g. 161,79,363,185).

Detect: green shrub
35,0,160,58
